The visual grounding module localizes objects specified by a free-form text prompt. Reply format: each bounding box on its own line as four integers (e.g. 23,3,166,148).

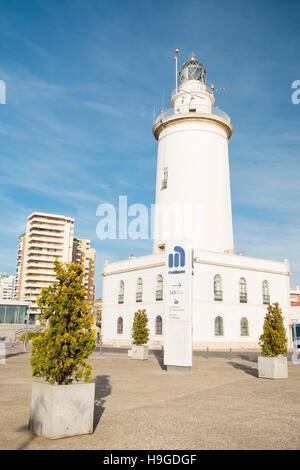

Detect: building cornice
102,257,290,277
195,258,290,276
152,112,233,140
102,261,165,277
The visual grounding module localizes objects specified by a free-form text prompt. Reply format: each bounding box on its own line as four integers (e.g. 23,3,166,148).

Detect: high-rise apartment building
0,273,15,300
20,212,74,319
72,238,95,304
14,233,26,300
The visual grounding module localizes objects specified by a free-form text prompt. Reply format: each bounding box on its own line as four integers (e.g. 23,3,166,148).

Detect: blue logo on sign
168,246,185,268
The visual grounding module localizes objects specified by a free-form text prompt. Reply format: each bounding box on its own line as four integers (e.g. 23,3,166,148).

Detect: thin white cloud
82,101,123,118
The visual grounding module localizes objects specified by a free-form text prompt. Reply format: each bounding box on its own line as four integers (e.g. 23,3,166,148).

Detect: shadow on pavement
17,425,37,450
152,349,166,371
228,361,258,378
93,375,111,432
5,351,27,359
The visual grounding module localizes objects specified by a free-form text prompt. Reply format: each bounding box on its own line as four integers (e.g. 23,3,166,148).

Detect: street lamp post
174,48,180,94
24,290,32,351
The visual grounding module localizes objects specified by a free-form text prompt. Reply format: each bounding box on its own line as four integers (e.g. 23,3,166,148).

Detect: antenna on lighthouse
210,83,227,94
174,49,180,94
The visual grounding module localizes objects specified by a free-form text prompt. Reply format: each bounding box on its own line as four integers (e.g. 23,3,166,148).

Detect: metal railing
263,295,270,305
171,84,214,98
136,292,142,302
154,105,231,126
118,294,124,304
240,294,248,304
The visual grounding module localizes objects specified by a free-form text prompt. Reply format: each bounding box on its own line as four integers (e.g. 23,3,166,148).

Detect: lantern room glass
179,57,206,85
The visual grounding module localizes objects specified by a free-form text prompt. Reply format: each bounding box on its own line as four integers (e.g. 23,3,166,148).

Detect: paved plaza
0,347,300,450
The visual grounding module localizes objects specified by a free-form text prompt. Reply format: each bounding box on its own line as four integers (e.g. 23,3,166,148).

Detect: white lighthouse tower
152,55,234,254
101,53,291,356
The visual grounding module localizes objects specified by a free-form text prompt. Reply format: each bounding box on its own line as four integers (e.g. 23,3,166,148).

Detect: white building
101,55,291,350
0,273,15,300
20,212,74,320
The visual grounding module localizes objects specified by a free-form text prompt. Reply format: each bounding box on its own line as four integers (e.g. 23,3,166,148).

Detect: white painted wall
153,120,233,254
101,251,291,349
101,254,165,346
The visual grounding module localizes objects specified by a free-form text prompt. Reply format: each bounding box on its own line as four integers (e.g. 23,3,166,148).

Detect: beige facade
20,212,74,317
94,298,102,319
72,238,95,304
290,285,300,306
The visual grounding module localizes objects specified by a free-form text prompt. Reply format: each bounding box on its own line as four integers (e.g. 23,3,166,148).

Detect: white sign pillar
164,244,193,372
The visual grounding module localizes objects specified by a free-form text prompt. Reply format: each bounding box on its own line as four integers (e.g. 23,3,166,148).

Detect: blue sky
0,0,299,297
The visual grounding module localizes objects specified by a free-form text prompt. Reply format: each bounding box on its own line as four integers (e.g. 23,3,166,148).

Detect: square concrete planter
258,355,288,379
131,344,148,360
29,381,95,439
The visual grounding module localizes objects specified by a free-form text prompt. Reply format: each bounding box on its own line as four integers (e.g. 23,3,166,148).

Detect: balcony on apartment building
27,261,54,268
29,222,66,230
25,279,57,288
28,237,64,246
28,246,63,254
29,228,65,237
28,218,67,228
26,268,57,276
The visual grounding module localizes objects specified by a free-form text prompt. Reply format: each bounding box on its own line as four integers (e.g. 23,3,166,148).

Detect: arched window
239,278,247,303
214,274,223,301
155,315,163,335
161,167,168,190
156,274,163,301
118,280,124,304
136,277,143,302
117,317,123,334
240,317,249,336
262,280,270,305
215,316,224,336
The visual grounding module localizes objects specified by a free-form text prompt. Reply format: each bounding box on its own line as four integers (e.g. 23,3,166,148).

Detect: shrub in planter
258,302,288,379
19,331,41,342
130,309,149,360
29,260,96,438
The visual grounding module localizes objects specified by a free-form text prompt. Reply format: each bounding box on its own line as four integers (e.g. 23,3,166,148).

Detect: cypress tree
30,260,96,385
259,302,288,357
132,309,149,346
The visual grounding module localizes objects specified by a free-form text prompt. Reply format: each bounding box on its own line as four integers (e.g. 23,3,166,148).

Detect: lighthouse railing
153,106,231,125
171,84,213,98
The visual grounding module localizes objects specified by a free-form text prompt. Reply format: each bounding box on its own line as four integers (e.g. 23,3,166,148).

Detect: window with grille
136,277,143,302
155,315,163,335
240,317,249,336
214,274,223,301
156,274,163,301
215,316,224,336
117,317,123,335
262,280,270,305
118,280,124,304
239,278,247,303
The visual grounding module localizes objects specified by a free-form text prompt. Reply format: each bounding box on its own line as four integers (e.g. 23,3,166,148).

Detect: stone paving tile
0,347,299,450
